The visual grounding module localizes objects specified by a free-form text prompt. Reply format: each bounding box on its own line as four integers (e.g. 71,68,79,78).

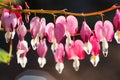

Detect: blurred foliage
0,48,11,64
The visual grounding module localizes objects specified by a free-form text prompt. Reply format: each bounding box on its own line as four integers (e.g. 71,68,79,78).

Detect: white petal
38,57,46,68
21,40,29,51
11,30,15,39
31,36,39,50
83,41,92,55
5,31,11,43
16,50,24,64
65,32,72,45
90,55,100,67
55,62,64,74
19,56,27,68
114,31,120,44
51,38,57,53
102,38,108,57
73,59,80,71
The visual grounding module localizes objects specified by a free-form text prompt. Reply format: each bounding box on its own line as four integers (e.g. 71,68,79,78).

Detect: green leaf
0,48,11,64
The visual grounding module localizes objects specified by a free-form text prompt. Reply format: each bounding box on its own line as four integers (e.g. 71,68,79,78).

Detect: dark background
0,0,120,80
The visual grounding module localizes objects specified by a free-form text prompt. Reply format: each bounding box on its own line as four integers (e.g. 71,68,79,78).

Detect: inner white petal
114,31,120,44
11,30,15,39
55,62,64,74
102,37,108,57
65,32,72,46
19,56,27,68
90,55,100,67
31,36,39,50
51,38,57,53
73,59,80,71
38,57,46,68
83,41,92,55
5,31,12,43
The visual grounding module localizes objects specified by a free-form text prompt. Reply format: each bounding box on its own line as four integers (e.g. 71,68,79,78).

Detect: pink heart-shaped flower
54,23,65,43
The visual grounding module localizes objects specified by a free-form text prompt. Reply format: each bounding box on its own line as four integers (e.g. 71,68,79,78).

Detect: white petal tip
11,30,15,39
5,32,11,43
73,59,80,71
90,55,99,67
31,37,39,50
38,57,46,68
103,52,108,57
19,56,27,68
55,62,64,74
114,31,120,44
84,42,92,55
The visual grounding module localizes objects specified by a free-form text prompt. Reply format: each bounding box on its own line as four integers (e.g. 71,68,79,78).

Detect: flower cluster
1,4,120,74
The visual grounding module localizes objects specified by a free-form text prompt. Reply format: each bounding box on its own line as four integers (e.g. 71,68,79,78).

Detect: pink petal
113,9,120,30
30,17,40,38
17,23,27,41
1,10,18,32
54,23,65,43
56,16,66,24
66,15,78,36
37,39,48,57
74,40,85,60
39,17,46,38
103,20,114,42
65,40,85,60
11,5,22,18
45,23,54,43
94,20,114,42
94,21,104,41
54,43,65,62
17,40,29,57
80,21,92,42
90,34,100,56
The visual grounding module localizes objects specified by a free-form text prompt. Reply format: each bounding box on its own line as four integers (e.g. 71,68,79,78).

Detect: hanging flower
30,17,40,50
95,20,114,57
37,39,48,68
90,34,100,67
1,8,18,43
56,15,78,45
65,40,85,71
11,5,22,24
30,17,46,50
16,40,29,68
53,43,65,74
46,22,65,53
17,22,27,41
80,21,92,55
113,9,120,44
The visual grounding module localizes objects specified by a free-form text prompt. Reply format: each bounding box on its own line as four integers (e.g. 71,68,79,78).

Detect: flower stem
9,39,12,59
0,3,120,17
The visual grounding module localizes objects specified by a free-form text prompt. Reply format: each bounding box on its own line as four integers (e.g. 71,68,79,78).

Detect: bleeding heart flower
90,34,100,67
113,9,120,44
16,40,29,68
17,22,27,41
45,23,54,43
37,39,48,68
30,17,40,50
53,43,65,74
1,8,18,43
80,21,92,55
54,23,65,43
56,15,78,45
46,22,65,54
11,5,22,24
65,40,85,71
95,20,114,57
